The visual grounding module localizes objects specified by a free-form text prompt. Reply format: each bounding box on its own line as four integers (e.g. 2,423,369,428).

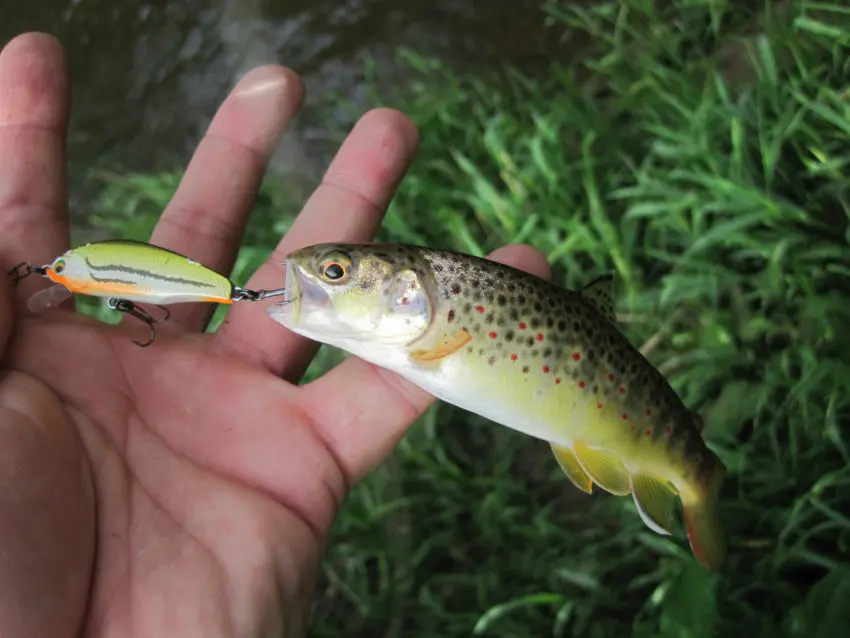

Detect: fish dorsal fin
573,442,631,495
550,444,593,494
631,474,677,536
691,410,704,432
580,274,616,323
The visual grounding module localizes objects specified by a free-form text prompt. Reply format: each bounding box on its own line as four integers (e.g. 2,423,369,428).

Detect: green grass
81,0,850,635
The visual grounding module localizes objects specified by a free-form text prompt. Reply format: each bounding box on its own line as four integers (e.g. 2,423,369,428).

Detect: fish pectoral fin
572,442,632,495
409,328,472,362
631,474,677,536
550,444,593,494
579,273,616,323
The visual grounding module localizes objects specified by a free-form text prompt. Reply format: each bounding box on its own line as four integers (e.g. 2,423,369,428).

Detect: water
2,0,559,226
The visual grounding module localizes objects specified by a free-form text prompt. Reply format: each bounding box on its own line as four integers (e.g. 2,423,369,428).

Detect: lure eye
53,259,66,274
321,261,347,282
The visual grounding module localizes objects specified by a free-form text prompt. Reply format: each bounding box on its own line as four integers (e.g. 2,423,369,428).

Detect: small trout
268,243,727,569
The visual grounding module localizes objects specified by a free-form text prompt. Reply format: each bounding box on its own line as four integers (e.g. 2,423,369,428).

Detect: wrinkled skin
0,33,552,638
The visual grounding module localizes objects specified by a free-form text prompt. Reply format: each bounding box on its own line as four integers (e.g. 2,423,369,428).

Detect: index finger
0,33,70,310
216,108,419,379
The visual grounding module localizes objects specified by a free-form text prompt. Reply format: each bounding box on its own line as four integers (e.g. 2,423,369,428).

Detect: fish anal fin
573,442,631,495
631,474,677,536
410,329,471,362
580,273,616,323
550,443,593,494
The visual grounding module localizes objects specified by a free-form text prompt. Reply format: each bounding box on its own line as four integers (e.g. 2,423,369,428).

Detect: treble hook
7,262,47,285
107,298,171,347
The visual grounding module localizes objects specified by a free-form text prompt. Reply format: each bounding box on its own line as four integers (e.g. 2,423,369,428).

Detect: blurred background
3,1,850,636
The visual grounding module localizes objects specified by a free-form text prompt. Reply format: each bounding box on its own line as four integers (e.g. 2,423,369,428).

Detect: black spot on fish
587,348,595,361
505,329,515,342
509,308,519,321
573,321,580,331
522,365,530,374
463,303,472,313
518,295,527,306
534,301,543,312
543,347,552,357
472,279,480,288
530,317,541,329
526,336,535,347
448,310,456,323
488,356,496,365
497,294,507,306
546,317,554,328
485,312,495,323
433,263,444,272
451,283,461,295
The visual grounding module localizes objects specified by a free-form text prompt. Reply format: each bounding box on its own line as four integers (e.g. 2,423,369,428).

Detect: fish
267,242,727,570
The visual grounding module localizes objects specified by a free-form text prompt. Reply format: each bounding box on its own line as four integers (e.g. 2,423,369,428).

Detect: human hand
0,33,551,637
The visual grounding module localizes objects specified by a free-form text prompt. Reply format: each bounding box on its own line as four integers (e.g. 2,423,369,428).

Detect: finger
216,108,419,377
299,243,552,483
0,33,70,311
146,66,304,331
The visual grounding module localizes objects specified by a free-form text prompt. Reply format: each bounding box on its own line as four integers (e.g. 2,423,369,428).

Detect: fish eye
321,260,347,282
53,259,66,274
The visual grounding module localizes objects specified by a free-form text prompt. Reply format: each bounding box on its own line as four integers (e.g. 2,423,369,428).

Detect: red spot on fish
555,378,561,384
645,428,652,436
665,426,672,434
607,373,615,381
510,353,518,361
597,403,603,409
618,386,626,394
578,381,586,389
572,352,581,361
475,305,485,313
536,333,544,341
622,413,629,420
646,408,652,416
518,322,527,330
488,331,497,339
542,366,550,373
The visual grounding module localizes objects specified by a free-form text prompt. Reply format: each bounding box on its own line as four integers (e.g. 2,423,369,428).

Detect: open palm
0,33,550,637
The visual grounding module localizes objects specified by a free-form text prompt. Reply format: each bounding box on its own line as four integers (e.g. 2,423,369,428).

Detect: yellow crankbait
8,239,286,346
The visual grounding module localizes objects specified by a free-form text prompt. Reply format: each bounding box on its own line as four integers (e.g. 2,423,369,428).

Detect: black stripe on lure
7,239,288,346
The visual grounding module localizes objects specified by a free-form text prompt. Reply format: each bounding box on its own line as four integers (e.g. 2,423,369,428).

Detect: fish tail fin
682,452,727,571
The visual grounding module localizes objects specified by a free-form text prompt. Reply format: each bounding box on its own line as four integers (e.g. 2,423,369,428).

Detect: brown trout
267,242,727,569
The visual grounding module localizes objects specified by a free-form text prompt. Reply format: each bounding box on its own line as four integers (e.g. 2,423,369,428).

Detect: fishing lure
7,239,286,346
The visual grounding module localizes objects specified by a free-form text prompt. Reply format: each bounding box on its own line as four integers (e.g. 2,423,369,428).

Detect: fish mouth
266,259,328,328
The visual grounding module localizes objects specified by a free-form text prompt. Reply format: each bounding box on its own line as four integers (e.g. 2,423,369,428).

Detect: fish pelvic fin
573,442,631,495
682,453,727,571
551,443,593,494
409,329,471,362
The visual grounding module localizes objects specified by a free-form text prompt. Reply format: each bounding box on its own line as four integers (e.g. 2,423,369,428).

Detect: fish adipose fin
682,454,727,570
573,442,631,495
631,474,677,535
410,329,472,362
550,444,593,494
579,274,616,323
